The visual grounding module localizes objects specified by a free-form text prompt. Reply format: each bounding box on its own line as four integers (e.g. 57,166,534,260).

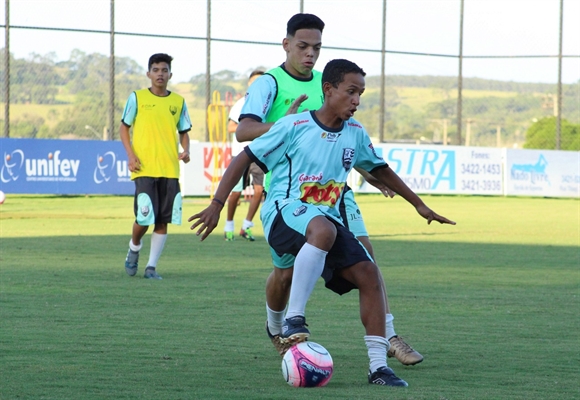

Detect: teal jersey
245,111,388,239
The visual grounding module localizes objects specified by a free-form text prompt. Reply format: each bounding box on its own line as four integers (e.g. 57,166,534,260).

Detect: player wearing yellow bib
236,13,424,367
120,53,192,280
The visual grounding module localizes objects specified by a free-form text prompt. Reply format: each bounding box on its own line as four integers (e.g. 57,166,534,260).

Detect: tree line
1,49,578,150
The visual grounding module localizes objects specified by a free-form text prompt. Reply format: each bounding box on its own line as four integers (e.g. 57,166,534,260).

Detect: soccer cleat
387,336,424,366
125,248,139,276
368,366,409,387
265,321,292,357
280,316,310,346
239,228,255,241
144,267,162,280
224,231,234,241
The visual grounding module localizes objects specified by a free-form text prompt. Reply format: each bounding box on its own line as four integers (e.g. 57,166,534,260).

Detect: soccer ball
0,190,5,204
281,342,333,387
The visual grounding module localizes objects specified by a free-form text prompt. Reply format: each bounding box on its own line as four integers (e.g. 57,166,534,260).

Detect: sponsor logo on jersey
300,180,345,207
169,105,178,115
299,172,323,182
293,119,309,126
141,104,156,110
321,132,341,142
262,92,272,114
342,148,355,171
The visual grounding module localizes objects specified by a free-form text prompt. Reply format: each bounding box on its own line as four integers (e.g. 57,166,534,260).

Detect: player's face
329,72,365,121
147,62,172,89
283,29,322,78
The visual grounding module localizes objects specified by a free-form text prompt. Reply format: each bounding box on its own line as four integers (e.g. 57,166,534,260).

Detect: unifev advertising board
0,138,133,194
358,145,503,195
504,149,579,198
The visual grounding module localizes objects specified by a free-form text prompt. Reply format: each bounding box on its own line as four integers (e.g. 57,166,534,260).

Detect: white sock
365,335,389,373
285,243,327,319
129,239,142,252
147,232,167,268
386,313,396,340
266,305,286,335
242,219,254,230
224,220,234,232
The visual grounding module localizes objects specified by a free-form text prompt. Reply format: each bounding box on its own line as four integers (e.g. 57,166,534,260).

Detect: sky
3,0,580,84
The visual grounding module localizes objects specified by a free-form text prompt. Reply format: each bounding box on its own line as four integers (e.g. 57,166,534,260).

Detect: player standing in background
236,13,423,366
224,70,265,242
189,59,456,386
120,53,192,280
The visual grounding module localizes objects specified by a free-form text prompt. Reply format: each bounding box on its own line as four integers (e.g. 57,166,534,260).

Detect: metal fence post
379,0,386,143
109,0,115,141
3,0,9,138
556,0,563,150
456,0,464,145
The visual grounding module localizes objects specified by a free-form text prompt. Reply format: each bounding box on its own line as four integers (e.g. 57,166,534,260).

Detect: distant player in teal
237,13,424,367
189,59,455,387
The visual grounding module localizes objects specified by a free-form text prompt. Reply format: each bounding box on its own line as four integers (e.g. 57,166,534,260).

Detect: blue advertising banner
0,138,133,195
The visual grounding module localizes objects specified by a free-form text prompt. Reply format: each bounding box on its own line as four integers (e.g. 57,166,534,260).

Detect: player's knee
306,217,336,250
274,266,293,288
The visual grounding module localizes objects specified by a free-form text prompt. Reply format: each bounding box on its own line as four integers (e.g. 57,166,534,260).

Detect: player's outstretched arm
371,166,456,225
188,151,253,240
354,166,395,198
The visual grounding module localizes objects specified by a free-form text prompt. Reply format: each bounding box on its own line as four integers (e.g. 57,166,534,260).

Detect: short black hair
148,53,173,71
286,13,325,36
322,59,366,89
249,70,265,79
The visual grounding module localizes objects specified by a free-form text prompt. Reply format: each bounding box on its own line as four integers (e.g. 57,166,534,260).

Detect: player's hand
179,151,191,164
363,174,396,198
380,186,396,198
188,202,222,241
416,204,456,225
285,94,309,115
128,155,141,172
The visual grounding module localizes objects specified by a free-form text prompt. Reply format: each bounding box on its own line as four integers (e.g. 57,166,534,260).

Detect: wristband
212,198,225,207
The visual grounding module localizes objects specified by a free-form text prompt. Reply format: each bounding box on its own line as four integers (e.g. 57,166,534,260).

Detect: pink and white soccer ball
282,342,333,388
0,190,5,204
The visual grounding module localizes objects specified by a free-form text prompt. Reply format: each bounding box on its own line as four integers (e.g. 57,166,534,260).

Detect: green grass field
0,194,578,399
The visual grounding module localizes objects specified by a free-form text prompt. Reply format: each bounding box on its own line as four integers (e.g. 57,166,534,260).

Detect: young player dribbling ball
189,59,455,387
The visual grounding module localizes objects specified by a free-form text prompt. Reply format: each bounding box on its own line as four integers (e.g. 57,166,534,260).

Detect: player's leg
225,176,243,241
343,189,423,365
143,177,180,280
338,261,408,387
265,253,294,356
268,202,336,344
240,164,264,241
125,177,156,276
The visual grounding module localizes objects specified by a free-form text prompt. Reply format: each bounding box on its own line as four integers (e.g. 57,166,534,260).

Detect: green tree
524,116,579,150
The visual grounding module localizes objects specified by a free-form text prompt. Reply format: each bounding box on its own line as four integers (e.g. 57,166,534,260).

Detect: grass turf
0,194,578,399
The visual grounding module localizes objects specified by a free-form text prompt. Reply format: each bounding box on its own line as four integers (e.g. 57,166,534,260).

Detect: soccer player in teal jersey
237,13,424,366
189,59,455,387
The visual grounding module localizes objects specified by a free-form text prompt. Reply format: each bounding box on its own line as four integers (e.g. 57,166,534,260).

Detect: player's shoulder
168,91,185,102
345,118,365,131
276,110,313,126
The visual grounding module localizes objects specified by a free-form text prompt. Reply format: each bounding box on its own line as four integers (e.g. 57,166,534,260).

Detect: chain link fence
1,0,579,149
